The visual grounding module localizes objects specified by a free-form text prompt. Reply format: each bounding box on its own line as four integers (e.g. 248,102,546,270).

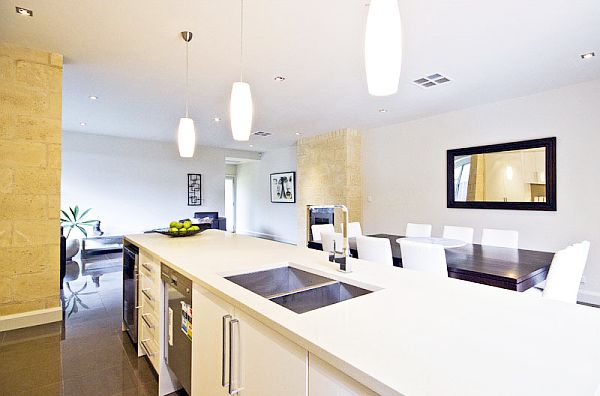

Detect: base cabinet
192,285,235,396
309,354,378,396
192,285,307,396
234,309,306,396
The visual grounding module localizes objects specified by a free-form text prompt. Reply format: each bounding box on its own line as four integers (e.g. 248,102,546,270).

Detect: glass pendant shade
230,81,253,141
177,117,196,158
365,0,402,96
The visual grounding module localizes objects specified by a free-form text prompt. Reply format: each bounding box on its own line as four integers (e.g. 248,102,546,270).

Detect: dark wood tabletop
309,233,555,292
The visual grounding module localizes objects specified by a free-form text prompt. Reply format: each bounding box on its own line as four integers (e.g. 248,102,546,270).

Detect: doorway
225,176,236,232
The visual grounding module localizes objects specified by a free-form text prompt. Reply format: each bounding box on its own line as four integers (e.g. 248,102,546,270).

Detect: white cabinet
234,309,306,396
309,353,378,396
192,285,235,396
192,284,307,396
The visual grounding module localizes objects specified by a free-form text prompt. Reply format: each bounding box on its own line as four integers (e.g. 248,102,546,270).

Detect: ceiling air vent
253,131,272,137
413,73,451,88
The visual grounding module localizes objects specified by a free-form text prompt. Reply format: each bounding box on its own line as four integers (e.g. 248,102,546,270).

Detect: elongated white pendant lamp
365,0,402,96
230,0,253,141
178,31,196,157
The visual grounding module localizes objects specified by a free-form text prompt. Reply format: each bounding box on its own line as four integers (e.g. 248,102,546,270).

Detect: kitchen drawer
140,271,159,296
140,260,158,280
140,327,160,370
140,307,160,343
140,280,159,311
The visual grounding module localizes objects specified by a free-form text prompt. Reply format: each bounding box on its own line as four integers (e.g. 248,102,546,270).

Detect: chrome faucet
306,204,351,273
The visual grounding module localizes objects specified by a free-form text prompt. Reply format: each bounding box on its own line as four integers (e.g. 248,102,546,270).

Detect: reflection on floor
0,252,160,396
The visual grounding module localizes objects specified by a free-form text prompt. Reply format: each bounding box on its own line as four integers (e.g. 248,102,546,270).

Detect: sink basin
270,282,372,314
224,266,334,299
224,265,375,313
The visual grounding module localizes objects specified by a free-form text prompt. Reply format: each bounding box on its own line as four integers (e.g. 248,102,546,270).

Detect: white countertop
125,230,600,396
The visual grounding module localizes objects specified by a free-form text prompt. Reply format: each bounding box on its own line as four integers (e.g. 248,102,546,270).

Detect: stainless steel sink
270,281,372,314
224,266,374,313
224,266,334,299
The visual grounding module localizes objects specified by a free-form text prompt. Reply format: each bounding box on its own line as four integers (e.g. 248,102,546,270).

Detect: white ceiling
1,0,599,152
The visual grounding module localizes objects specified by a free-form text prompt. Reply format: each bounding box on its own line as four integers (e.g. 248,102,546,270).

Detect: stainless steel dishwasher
161,264,192,394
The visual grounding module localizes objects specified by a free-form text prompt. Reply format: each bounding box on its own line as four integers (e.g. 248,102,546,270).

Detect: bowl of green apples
157,220,202,237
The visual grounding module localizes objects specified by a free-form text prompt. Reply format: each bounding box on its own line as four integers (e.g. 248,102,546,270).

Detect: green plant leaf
61,210,72,222
76,225,87,237
79,208,92,220
74,205,80,220
79,220,97,225
69,206,77,221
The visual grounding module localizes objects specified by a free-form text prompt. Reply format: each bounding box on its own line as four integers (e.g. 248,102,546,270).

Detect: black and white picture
270,172,295,203
188,174,202,206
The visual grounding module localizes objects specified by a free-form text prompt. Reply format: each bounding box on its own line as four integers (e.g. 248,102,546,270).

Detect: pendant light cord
240,0,244,82
185,39,189,118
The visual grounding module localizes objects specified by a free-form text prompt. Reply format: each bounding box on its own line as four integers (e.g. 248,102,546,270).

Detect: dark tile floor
0,252,159,396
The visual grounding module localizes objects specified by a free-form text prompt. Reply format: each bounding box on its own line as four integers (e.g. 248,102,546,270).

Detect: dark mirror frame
447,137,557,211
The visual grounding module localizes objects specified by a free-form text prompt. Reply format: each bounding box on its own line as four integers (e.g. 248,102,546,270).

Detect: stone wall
0,43,62,318
296,129,362,245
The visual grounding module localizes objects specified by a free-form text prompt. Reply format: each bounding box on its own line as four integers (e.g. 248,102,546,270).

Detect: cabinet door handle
228,319,242,395
141,313,154,329
142,263,153,273
221,314,232,387
141,288,153,301
140,339,155,357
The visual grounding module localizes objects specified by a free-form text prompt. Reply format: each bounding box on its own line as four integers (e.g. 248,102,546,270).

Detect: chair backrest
356,236,393,266
321,232,348,253
481,228,519,249
443,226,474,244
543,241,590,303
399,240,448,277
342,222,363,238
311,224,335,242
405,223,432,237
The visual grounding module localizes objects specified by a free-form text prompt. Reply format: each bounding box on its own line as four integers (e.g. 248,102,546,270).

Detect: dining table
308,233,555,292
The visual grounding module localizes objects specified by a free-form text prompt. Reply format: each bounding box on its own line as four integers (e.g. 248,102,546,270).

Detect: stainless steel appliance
123,244,139,345
162,264,192,394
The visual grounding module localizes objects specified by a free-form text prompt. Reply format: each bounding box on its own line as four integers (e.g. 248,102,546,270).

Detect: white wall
62,131,258,235
236,146,298,244
362,79,600,303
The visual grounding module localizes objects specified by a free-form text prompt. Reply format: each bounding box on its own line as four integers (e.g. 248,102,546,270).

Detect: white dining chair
542,241,590,303
405,223,432,238
311,224,335,242
442,226,474,244
399,239,448,277
321,232,349,253
481,228,519,249
356,236,393,266
342,222,363,238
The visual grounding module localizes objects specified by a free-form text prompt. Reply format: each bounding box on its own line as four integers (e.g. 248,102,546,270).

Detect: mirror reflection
453,147,546,203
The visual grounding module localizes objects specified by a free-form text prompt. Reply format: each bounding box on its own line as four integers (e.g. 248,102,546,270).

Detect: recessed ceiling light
249,144,254,147
378,109,388,113
274,76,286,81
80,122,87,126
213,117,221,122
295,132,301,136
15,7,33,16
89,95,98,100
581,52,595,59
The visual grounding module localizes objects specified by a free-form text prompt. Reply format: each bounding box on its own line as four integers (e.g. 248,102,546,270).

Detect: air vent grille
413,74,451,88
253,131,272,137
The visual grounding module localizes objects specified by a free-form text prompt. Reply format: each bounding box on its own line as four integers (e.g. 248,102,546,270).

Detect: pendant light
364,0,402,96
230,0,253,141
178,31,196,157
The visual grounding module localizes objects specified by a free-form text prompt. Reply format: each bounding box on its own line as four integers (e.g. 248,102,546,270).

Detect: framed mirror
447,137,556,211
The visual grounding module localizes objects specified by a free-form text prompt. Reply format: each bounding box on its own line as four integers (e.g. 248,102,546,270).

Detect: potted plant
60,205,98,260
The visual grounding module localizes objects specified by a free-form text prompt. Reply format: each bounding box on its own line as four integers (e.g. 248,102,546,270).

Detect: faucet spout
306,204,351,273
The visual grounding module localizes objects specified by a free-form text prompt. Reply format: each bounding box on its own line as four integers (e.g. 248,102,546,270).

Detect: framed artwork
270,172,296,203
188,174,202,206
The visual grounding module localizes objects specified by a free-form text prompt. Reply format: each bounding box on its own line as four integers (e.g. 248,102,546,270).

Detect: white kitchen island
125,230,600,396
